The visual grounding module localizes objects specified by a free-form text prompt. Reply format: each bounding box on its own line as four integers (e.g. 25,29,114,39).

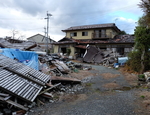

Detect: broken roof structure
0,38,43,51
0,54,51,102
54,35,134,45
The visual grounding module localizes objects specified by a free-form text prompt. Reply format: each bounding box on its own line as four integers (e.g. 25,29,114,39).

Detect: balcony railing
92,32,112,39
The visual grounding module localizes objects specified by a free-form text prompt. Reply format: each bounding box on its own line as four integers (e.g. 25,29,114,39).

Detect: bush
127,51,141,72
67,48,71,56
127,51,150,73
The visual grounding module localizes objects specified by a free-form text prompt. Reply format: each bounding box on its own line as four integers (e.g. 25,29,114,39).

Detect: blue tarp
118,57,128,65
0,48,39,70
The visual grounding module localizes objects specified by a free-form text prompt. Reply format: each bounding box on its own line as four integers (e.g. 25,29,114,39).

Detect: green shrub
67,48,71,56
127,51,150,73
127,51,141,72
138,74,145,78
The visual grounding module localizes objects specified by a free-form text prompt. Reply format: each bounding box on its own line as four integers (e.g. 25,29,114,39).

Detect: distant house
53,23,134,58
27,34,56,52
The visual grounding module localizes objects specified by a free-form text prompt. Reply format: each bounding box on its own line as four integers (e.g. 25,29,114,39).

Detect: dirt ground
29,65,150,115
69,70,95,80
119,67,138,86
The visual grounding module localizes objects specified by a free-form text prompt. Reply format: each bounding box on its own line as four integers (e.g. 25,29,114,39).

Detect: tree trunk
140,49,145,74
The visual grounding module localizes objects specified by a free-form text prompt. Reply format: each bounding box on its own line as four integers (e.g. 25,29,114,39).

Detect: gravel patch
28,64,145,115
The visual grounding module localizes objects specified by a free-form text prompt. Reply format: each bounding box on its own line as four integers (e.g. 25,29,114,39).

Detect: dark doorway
61,48,67,54
117,48,124,55
80,49,86,57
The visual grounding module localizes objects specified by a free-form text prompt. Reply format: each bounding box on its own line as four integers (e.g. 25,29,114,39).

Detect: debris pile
138,72,150,88
83,46,118,65
0,53,92,114
83,45,128,67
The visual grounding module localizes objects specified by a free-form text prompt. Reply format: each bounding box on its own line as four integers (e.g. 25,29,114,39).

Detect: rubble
83,45,128,67
0,50,91,114
0,38,94,114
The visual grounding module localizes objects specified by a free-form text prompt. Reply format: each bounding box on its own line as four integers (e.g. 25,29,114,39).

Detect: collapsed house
83,45,129,67
53,23,134,59
83,45,116,65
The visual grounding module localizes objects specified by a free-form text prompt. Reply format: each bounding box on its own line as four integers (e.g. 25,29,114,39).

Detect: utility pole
44,27,47,52
45,11,52,54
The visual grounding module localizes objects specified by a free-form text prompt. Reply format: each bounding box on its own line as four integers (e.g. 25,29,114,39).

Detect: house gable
27,34,56,43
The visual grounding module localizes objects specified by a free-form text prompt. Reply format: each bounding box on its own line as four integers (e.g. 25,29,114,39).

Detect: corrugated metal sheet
0,54,51,102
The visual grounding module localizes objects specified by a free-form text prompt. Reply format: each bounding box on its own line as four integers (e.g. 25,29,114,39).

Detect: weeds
85,83,92,87
140,95,145,99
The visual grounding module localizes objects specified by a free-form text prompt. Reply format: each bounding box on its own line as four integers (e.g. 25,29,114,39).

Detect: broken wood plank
12,110,26,115
37,98,45,107
4,96,11,101
51,76,81,83
0,93,9,97
38,83,61,95
51,60,70,73
41,92,53,98
0,96,28,111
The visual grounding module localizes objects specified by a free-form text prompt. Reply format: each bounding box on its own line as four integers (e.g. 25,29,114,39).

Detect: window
82,32,88,36
70,32,77,37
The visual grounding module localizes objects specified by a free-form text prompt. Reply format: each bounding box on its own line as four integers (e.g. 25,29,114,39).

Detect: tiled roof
53,37,77,45
0,38,37,50
75,45,86,49
111,35,134,43
53,35,134,45
62,23,120,32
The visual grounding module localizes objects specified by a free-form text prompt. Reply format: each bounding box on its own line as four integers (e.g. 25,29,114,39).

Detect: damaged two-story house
53,23,134,58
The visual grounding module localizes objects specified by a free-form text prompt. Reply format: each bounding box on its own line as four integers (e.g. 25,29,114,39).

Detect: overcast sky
0,0,143,41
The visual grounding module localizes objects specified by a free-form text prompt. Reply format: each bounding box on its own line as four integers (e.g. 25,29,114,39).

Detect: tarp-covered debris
0,48,39,70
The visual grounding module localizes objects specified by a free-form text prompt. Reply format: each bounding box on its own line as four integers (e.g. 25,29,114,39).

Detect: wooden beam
0,96,28,111
0,93,9,97
51,76,81,83
38,83,61,95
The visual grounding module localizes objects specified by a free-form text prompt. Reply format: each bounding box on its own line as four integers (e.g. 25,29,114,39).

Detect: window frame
82,31,88,36
70,32,77,37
